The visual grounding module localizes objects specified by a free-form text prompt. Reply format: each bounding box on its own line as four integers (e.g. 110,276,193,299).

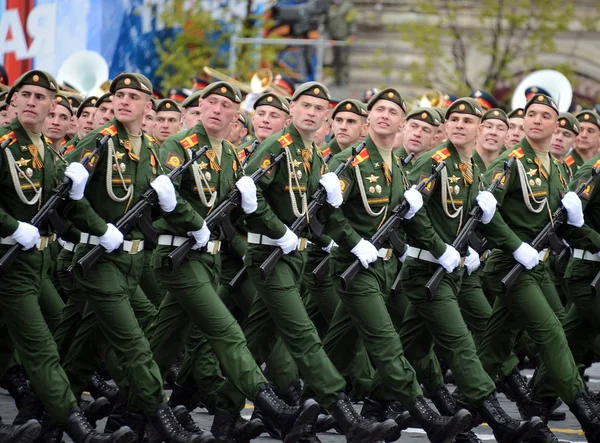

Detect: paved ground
2,365,597,442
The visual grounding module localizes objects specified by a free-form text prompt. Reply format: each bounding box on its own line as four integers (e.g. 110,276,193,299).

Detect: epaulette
145,134,156,143
180,133,198,150
278,133,293,148
564,155,575,167
0,131,17,147
351,149,370,166
99,125,118,138
63,144,76,155
44,136,53,145
321,146,332,158
593,158,600,169
508,147,525,159
431,147,450,164
237,149,247,162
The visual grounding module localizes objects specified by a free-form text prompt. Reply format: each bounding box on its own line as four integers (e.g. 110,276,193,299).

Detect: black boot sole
234,420,265,442
345,419,400,443
283,400,320,443
430,409,472,443
109,426,137,443
8,419,42,443
314,414,336,433
83,397,112,428
495,417,545,443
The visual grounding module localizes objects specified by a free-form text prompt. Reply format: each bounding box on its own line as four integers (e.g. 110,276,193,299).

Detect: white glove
65,162,89,201
561,191,584,228
476,191,497,225
275,228,299,254
351,238,379,269
512,242,539,270
319,172,343,208
150,175,177,213
403,185,423,219
188,221,211,250
322,240,337,253
11,222,40,250
464,246,480,275
437,244,461,273
99,223,124,253
235,176,258,214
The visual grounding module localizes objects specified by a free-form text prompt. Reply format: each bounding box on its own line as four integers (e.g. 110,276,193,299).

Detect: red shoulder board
564,155,575,167
63,144,76,155
593,159,600,169
351,149,370,166
431,147,450,164
278,133,293,148
180,133,198,150
99,125,118,137
44,136,53,145
508,147,525,159
0,131,17,147
321,146,332,158
237,149,247,162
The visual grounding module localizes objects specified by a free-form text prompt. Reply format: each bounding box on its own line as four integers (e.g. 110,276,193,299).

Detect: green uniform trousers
322,253,423,407
399,258,495,406
244,245,345,409
531,258,600,400
139,249,165,308
65,246,164,416
0,246,77,425
478,255,584,406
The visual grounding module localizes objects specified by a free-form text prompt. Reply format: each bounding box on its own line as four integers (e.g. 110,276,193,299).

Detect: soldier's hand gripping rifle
0,134,110,279
339,161,447,291
502,165,600,295
76,145,209,276
259,141,367,281
424,156,516,299
167,151,287,272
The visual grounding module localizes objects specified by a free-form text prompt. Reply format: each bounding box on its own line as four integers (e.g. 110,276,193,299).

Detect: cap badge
124,78,131,85
313,87,320,94
32,74,39,82
267,96,273,103
421,112,428,119
346,103,352,110
459,104,466,111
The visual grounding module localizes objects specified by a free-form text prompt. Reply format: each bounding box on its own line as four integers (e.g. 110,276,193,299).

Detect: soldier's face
200,94,239,138
0,109,9,126
154,111,181,143
182,106,201,130
550,128,576,158
44,105,71,142
313,116,331,147
15,85,55,129
332,111,366,149
506,117,525,147
78,108,96,138
113,88,151,124
477,119,508,153
251,105,288,142
368,100,404,138
94,102,114,127
446,113,479,149
142,109,157,134
290,96,329,136
403,119,437,155
524,105,558,143
226,120,247,145
430,123,446,148
575,122,600,154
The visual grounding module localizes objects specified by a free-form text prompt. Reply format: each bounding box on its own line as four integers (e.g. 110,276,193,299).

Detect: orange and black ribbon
534,157,549,180
301,148,312,174
206,149,221,172
382,162,392,185
458,163,473,186
27,145,44,169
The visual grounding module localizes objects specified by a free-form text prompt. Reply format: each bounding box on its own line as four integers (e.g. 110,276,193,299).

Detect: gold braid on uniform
284,146,308,218
516,159,547,213
4,149,42,206
354,165,386,218
106,139,134,203
440,167,463,220
188,149,217,208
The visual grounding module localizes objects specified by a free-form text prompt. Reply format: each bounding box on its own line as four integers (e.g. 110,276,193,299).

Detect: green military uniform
242,85,347,408
477,103,585,406
564,149,584,182
0,71,78,425
148,82,270,412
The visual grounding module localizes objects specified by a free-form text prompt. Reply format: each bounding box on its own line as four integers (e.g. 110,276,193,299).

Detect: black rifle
0,136,14,150
592,265,600,297
167,151,287,272
240,139,260,169
424,156,516,299
401,152,415,167
502,165,600,295
76,145,208,276
259,141,367,281
339,161,446,291
0,134,110,279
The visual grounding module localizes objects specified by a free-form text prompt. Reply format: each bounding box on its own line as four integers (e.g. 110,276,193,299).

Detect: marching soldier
181,90,203,130
153,98,182,146
141,98,157,135
397,107,441,172
506,108,526,148
43,93,73,153
476,93,600,441
324,99,368,158
61,96,98,154
226,112,249,146
92,92,114,128
550,112,579,168
563,110,600,178
238,93,291,153
429,107,447,149
0,70,135,442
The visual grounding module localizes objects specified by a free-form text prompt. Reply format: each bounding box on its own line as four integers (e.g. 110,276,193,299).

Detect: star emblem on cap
387,92,394,98
560,119,566,126
346,103,352,110
459,104,465,111
537,95,544,102
267,96,273,102
585,114,590,120
165,103,171,109
421,112,428,119
220,86,227,93
313,87,320,94
493,110,499,116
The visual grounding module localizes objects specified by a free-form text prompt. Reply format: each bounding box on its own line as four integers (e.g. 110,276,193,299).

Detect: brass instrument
511,69,572,112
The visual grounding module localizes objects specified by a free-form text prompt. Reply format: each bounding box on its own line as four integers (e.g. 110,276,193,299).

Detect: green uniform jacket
405,140,481,258
0,119,63,236
322,138,342,160
238,136,256,151
154,122,241,238
564,149,584,181
244,123,329,246
64,119,166,239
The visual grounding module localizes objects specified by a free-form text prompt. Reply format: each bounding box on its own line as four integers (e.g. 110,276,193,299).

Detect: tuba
511,69,572,112
57,50,110,97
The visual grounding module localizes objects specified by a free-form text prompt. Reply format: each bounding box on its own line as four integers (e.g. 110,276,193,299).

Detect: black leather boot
172,405,214,442
168,380,200,411
120,411,147,442
88,372,119,406
478,395,542,443
35,414,64,443
430,384,484,443
282,379,305,407
209,408,263,443
250,408,280,439
81,397,112,428
0,364,28,408
13,390,44,425
569,391,600,443
104,392,128,434
496,369,531,404
329,393,399,443
151,402,213,443
65,405,136,443
254,383,319,443
358,398,408,441
0,416,40,443
232,413,264,443
518,397,560,442
408,396,471,443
